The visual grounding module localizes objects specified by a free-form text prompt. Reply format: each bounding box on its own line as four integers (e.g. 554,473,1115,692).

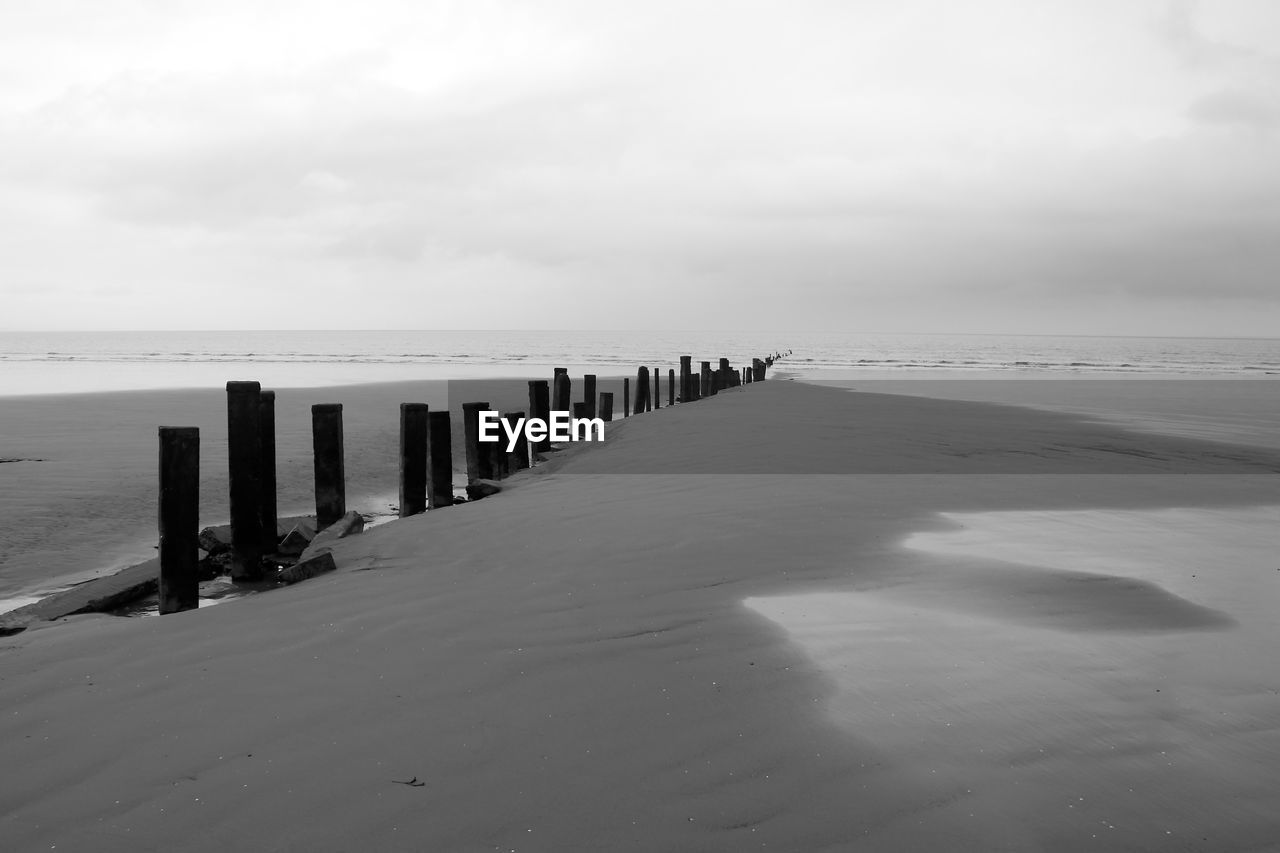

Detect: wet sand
1,379,1278,851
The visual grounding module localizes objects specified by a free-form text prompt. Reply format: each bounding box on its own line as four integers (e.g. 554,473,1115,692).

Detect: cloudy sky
2,0,1278,335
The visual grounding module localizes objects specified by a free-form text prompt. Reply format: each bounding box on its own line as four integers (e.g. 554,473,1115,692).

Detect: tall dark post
583,375,597,419
426,410,454,508
158,426,199,614
258,390,277,552
399,403,429,518
553,372,572,416
528,381,551,453
599,392,614,422
700,362,712,398
462,402,492,482
679,355,692,403
312,403,346,531
226,381,263,580
668,369,675,407
506,411,530,470
635,366,649,414
624,378,631,417
652,367,660,409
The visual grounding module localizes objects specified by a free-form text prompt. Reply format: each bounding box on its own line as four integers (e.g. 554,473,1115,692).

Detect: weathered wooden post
700,361,712,398
553,370,571,414
312,403,346,531
461,401,492,482
624,377,631,417
573,402,589,420
635,366,649,414
490,414,510,481
258,390,277,552
710,368,721,395
679,355,692,403
158,426,199,614
599,392,614,422
399,403,429,518
583,375,597,419
426,410,453,508
226,381,263,580
528,380,551,454
719,357,731,384
652,367,660,409
506,411,530,470
668,369,675,406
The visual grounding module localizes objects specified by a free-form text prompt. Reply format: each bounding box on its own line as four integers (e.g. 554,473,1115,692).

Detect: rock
197,525,233,555
276,552,338,585
466,479,503,500
298,510,365,562
276,524,314,557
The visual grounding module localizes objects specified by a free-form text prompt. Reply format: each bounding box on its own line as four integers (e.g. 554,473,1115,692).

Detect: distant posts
461,402,492,482
258,390,277,552
624,378,631,417
583,375,597,419
158,426,199,614
312,403,347,531
668,369,675,406
528,380,551,454
700,362,712,397
599,392,614,422
226,381,263,581
426,411,454,509
399,403,429,518
553,371,572,414
679,355,693,403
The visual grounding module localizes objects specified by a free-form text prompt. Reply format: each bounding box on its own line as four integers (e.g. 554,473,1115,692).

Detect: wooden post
679,355,692,403
719,358,731,384
528,380,551,453
553,371,572,415
226,381,263,580
599,392,614,422
700,362,711,398
399,403,429,518
507,411,530,470
635,366,649,414
573,402,588,420
426,410,454,508
652,367,660,409
158,426,199,614
490,413,510,481
583,375,597,419
312,403,346,531
668,369,675,406
461,402,492,482
624,377,631,417
258,390,277,553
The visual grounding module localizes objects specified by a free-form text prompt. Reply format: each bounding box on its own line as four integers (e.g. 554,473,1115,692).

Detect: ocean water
1,330,1278,397
1,330,1278,612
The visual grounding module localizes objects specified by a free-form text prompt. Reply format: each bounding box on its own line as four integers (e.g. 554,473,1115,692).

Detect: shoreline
3,379,1279,849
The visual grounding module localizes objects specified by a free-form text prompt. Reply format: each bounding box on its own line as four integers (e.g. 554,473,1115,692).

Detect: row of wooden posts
156,352,783,614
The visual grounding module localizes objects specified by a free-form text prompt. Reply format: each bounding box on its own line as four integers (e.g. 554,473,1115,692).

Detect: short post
583,374,597,419
668,369,675,406
652,367,660,409
528,380,551,453
700,362,712,398
226,381,263,580
462,402,492,482
426,410,454,508
158,426,199,614
507,411,530,470
553,371,572,415
258,390,277,553
399,403,429,518
679,355,692,403
719,358,731,384
599,392,614,422
312,403,346,531
624,377,631,417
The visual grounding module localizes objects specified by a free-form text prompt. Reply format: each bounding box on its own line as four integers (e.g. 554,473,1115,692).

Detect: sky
1,0,1278,335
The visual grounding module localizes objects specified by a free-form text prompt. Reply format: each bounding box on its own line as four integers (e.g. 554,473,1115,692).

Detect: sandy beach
2,378,1278,851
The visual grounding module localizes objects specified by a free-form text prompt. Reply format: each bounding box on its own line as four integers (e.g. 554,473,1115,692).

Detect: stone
466,479,503,500
276,552,338,585
298,510,365,562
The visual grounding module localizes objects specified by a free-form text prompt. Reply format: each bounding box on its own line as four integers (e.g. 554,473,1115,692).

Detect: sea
2,329,1278,613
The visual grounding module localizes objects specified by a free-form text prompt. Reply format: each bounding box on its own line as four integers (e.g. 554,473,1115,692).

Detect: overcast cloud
1,0,1278,334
